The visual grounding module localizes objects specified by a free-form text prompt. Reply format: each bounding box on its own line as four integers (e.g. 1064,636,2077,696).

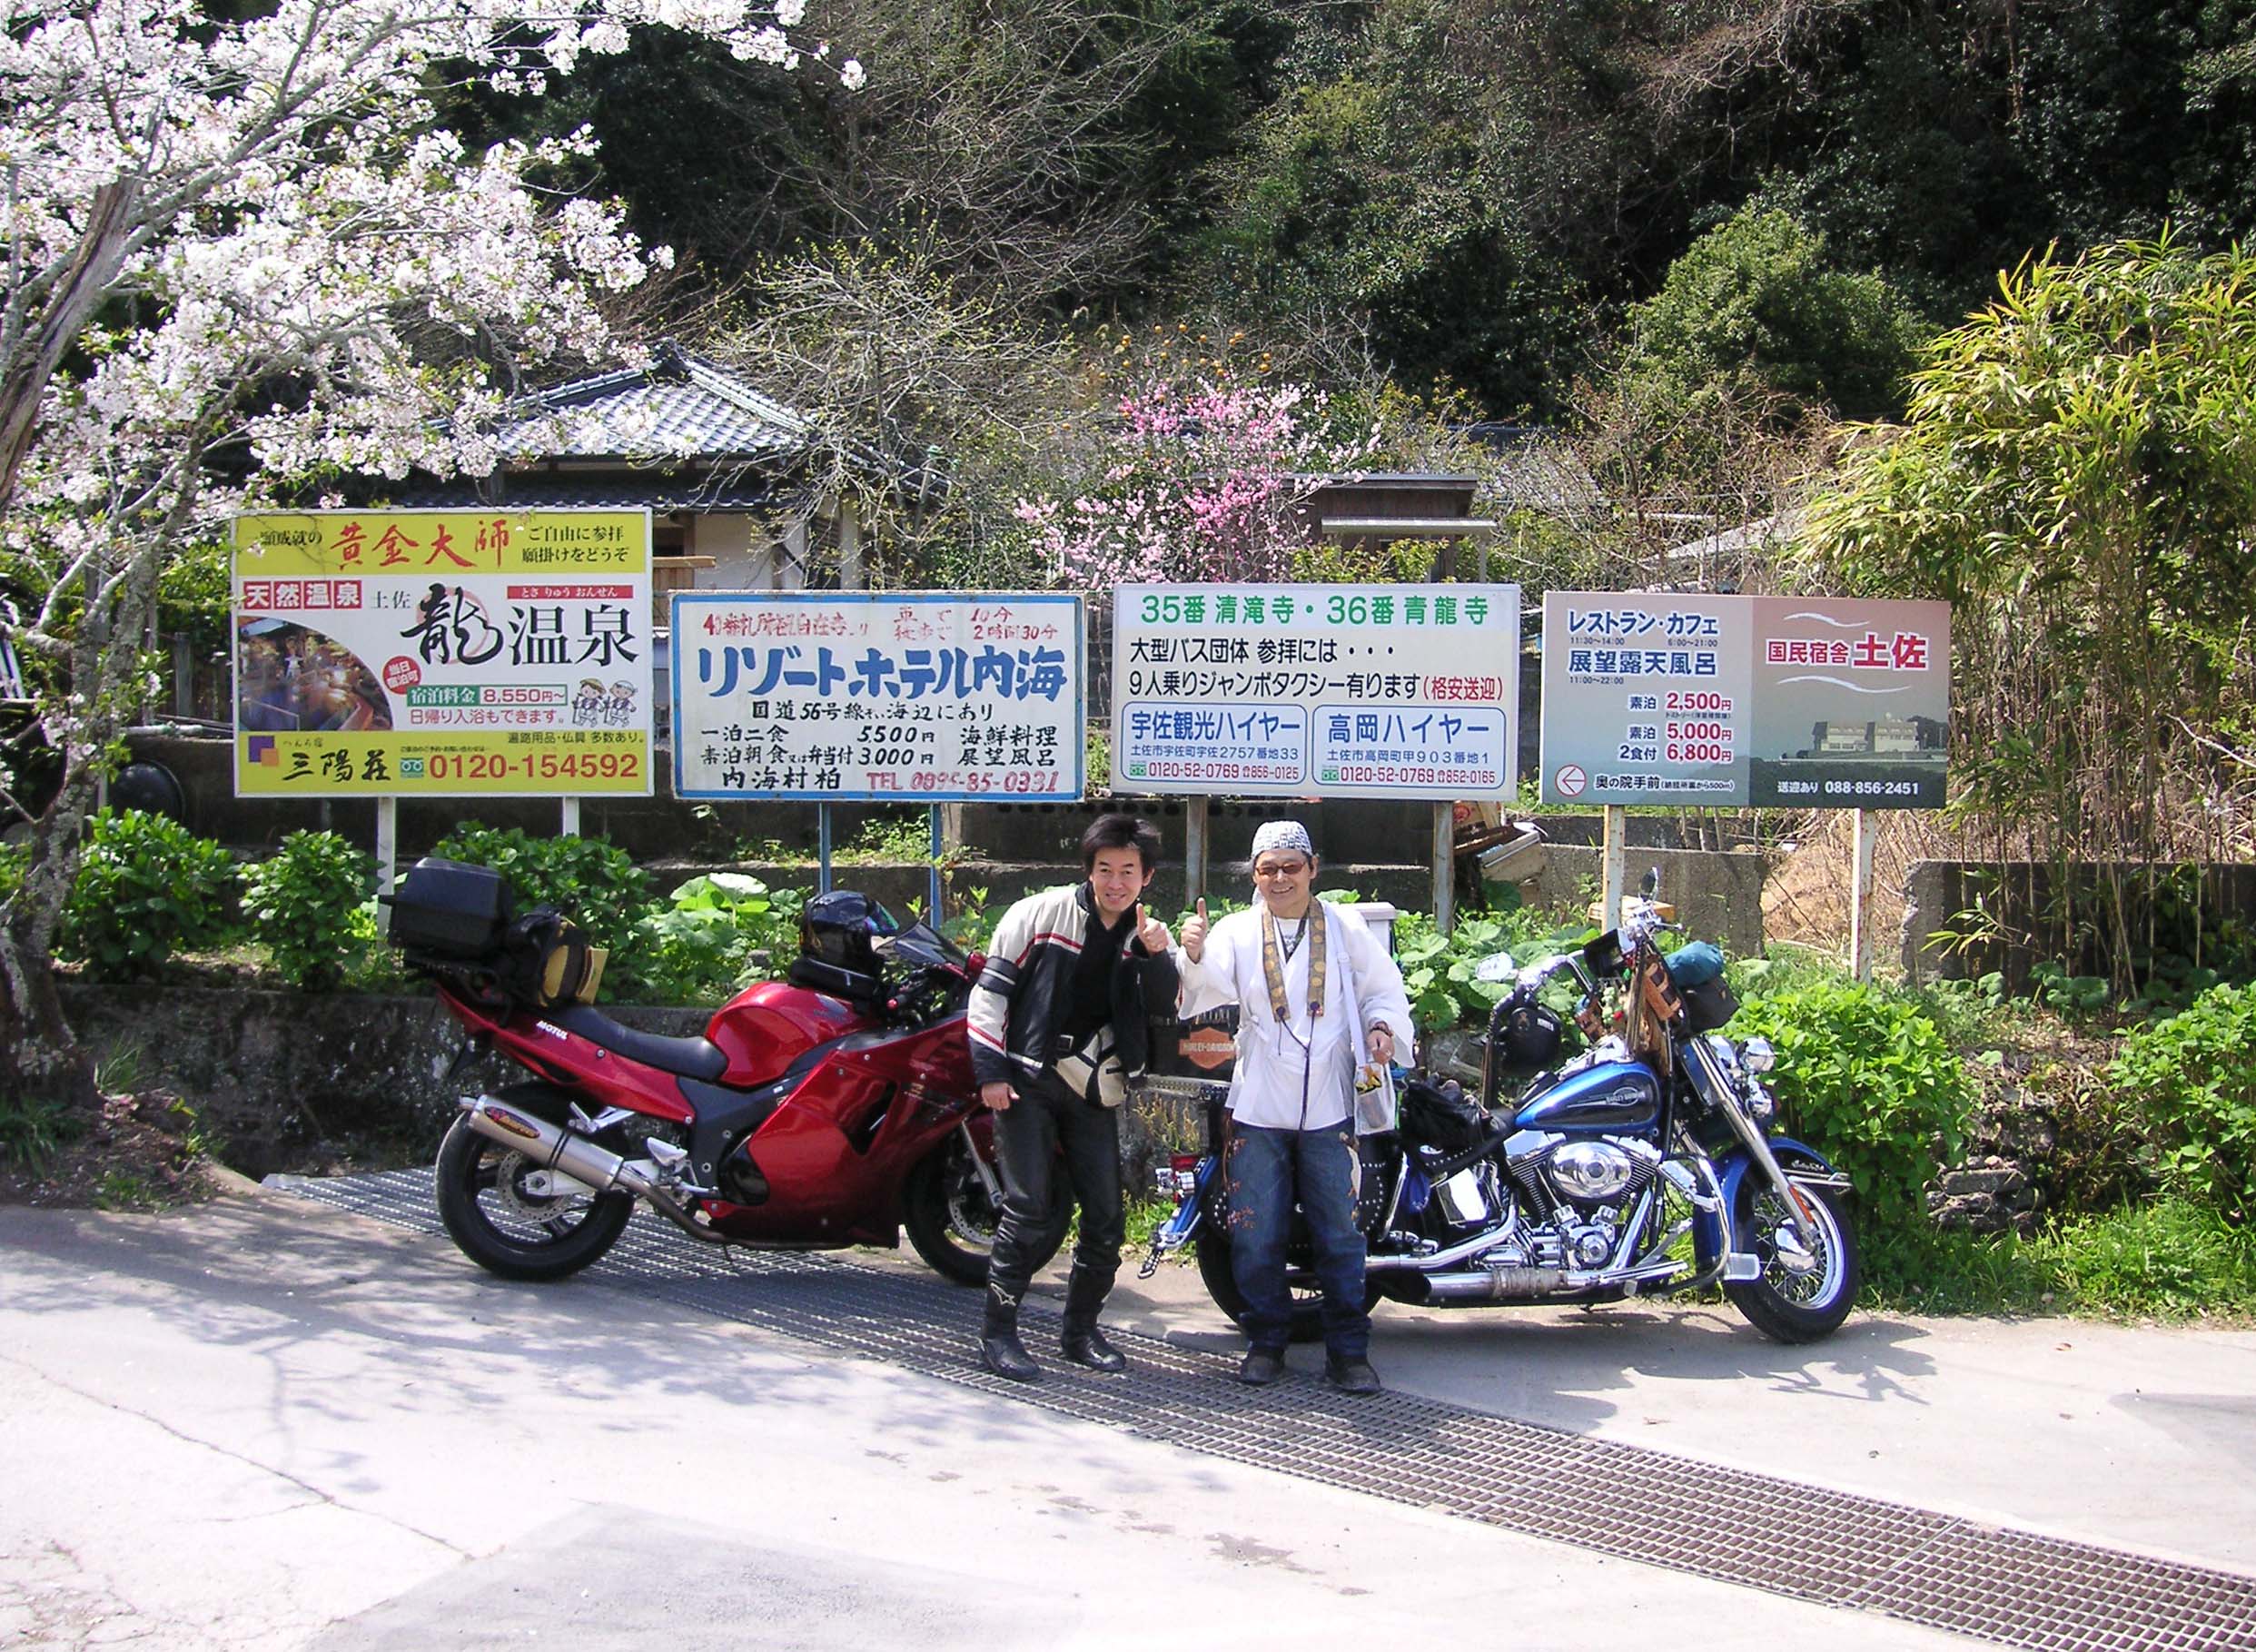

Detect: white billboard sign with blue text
1111,583,1521,798
672,592,1084,802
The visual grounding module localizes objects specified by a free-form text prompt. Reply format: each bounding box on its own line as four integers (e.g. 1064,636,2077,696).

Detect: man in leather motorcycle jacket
967,813,1179,1381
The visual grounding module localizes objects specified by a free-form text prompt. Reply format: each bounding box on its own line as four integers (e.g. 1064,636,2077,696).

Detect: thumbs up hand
1136,903,1173,955
1181,897,1210,963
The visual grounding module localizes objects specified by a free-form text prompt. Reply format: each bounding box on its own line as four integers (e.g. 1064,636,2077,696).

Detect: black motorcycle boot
1058,1266,1128,1372
979,1283,1041,1381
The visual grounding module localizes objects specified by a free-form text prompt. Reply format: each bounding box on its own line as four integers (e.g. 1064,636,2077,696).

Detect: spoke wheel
434,1096,633,1282
1724,1175,1859,1343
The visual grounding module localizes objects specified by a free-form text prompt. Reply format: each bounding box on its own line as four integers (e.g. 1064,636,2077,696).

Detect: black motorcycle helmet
1496,1000,1566,1079
794,890,895,998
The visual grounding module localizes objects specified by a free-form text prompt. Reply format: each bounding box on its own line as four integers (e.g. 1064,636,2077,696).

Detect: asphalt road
4,1182,2253,1650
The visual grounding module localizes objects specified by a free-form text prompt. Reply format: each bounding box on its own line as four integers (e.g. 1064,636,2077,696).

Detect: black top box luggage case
381,856,513,960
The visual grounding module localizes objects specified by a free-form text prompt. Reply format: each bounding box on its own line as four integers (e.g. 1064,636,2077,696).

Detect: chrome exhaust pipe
1420,1268,1575,1300
1416,1257,1687,1301
457,1095,727,1245
1364,1222,1521,1272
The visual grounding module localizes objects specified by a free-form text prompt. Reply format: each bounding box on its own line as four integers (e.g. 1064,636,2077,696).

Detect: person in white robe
1176,820,1414,1392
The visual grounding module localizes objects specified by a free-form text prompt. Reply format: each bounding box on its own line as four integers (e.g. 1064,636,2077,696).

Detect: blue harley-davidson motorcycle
1142,882,1861,1344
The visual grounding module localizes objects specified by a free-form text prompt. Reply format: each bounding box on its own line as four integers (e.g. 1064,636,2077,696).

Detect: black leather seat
550,1004,727,1082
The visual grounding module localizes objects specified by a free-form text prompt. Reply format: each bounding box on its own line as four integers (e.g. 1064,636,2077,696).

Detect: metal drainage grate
277,1171,2256,1652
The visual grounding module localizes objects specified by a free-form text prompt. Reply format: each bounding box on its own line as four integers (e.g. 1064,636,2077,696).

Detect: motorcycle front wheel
434,1095,634,1282
901,1132,1067,1287
1192,1230,1382,1346
1724,1176,1860,1343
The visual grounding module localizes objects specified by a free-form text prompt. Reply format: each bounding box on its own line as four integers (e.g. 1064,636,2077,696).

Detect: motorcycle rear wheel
434,1094,634,1282
1724,1176,1860,1343
1192,1230,1382,1346
901,1133,1067,1287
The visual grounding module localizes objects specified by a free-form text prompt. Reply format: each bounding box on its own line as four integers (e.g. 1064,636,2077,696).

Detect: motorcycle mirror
1640,866,1661,897
1474,952,1518,983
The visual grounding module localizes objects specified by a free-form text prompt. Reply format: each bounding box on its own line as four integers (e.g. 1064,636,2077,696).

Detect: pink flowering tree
0,0,850,1104
1014,378,1372,587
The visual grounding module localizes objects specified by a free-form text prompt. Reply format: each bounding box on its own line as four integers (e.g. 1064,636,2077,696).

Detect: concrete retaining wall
1519,845,1771,957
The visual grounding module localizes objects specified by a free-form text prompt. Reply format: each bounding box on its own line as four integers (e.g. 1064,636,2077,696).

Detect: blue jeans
1224,1122,1369,1360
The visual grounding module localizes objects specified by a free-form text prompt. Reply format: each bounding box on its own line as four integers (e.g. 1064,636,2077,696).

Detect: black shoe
980,1329,1041,1381
1325,1355,1381,1395
1061,1322,1128,1372
981,1286,1040,1381
1237,1350,1287,1386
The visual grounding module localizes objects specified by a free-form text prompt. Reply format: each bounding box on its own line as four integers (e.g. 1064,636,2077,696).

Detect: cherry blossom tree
1013,376,1372,589
0,0,846,1105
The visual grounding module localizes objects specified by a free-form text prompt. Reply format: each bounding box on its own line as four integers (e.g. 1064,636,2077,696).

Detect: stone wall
56,982,1199,1190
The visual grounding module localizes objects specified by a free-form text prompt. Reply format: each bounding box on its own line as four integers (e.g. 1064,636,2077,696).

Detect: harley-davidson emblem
486,1106,542,1141
1182,1026,1234,1071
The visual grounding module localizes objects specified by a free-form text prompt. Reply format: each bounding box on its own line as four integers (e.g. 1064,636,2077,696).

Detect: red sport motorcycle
384,861,1059,1286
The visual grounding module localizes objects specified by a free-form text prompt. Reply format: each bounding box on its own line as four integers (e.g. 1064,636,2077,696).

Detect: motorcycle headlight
1740,1036,1776,1075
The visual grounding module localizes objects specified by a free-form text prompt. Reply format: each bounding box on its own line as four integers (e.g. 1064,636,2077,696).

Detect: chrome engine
1375,1125,1688,1301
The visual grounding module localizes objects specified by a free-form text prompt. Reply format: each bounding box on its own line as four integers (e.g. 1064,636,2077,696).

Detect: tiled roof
371,474,797,511
484,343,813,463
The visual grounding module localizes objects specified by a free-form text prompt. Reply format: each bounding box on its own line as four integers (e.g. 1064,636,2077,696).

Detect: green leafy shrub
837,814,955,865
242,831,373,991
1731,978,1974,1246
944,885,1000,952
618,874,803,1004
2036,1060,2158,1217
431,823,653,957
2109,983,2256,1225
1392,908,1594,1033
341,898,409,993
57,809,242,981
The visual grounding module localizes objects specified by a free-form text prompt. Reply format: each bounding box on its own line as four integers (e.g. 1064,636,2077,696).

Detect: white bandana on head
1250,820,1314,862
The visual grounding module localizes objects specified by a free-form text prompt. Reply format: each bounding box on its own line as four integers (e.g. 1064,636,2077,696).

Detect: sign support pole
817,806,834,895
1432,802,1454,937
1850,806,1878,981
928,806,945,925
560,797,580,837
375,796,397,935
1601,804,1627,930
1185,796,1209,908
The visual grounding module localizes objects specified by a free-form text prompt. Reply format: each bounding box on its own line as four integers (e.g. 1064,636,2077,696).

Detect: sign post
1602,805,1627,930
1850,807,1880,980
1184,795,1210,906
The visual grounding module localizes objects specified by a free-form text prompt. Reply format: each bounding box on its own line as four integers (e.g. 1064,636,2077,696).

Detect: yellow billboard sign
231,510,654,797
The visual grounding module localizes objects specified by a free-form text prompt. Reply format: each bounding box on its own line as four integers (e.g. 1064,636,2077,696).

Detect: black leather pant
985,1069,1124,1301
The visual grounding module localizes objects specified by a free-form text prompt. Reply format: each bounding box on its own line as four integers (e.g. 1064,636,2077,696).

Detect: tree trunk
0,178,143,509
0,772,99,1111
